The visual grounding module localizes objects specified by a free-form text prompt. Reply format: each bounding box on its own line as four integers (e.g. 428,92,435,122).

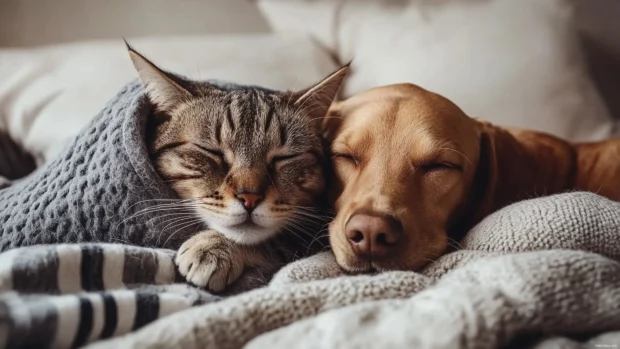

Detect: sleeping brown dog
323,83,620,273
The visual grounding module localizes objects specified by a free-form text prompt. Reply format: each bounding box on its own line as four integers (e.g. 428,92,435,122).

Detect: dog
322,83,620,273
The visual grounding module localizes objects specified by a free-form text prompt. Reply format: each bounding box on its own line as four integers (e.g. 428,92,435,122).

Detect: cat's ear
125,40,193,114
290,63,350,126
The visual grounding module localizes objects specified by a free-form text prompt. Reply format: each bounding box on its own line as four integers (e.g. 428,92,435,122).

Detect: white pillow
258,0,618,142
0,34,338,165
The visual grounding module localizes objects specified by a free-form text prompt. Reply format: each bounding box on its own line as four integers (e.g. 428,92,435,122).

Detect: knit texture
86,192,620,349
1,82,198,251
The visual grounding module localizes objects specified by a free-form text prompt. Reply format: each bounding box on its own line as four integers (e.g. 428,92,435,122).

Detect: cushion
258,0,619,142
0,34,338,165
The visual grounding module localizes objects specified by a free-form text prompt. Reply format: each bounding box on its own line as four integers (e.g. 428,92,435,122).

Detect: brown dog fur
324,83,620,273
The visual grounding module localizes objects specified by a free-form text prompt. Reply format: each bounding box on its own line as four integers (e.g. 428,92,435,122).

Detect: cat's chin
211,222,280,245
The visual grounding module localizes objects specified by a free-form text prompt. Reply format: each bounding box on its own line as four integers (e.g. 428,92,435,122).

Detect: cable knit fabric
86,192,620,349
1,81,200,251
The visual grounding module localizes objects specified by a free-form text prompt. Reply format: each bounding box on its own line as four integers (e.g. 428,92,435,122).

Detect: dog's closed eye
332,153,360,166
417,162,462,173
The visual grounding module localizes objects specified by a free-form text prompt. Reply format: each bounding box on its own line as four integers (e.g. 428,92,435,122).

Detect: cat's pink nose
235,192,263,211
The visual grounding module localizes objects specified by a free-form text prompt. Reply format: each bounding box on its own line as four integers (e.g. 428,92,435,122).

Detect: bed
1,1,620,348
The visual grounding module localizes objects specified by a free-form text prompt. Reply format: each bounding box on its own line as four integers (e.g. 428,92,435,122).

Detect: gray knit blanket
78,191,620,349
0,81,199,251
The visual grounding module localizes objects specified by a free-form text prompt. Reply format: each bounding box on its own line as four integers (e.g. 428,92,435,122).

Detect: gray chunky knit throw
86,192,620,349
0,82,198,251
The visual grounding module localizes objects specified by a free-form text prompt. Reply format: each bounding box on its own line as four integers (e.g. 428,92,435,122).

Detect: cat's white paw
175,231,245,292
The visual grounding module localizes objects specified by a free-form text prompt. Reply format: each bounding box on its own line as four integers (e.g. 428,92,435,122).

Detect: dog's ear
126,41,193,114
462,122,501,232
463,121,539,232
463,121,523,234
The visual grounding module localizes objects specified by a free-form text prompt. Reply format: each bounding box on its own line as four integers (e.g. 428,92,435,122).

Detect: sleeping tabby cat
127,45,348,291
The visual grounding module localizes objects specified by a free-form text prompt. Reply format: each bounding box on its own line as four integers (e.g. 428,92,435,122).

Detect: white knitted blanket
86,191,620,349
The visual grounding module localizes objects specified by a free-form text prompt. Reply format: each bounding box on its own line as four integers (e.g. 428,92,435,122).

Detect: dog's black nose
345,213,402,259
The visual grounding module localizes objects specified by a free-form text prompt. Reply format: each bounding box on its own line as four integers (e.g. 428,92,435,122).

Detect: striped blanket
0,243,220,349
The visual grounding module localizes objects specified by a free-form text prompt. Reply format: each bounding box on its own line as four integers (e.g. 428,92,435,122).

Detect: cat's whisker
117,198,201,230
287,217,325,231
162,220,204,249
286,229,313,245
158,215,202,233
446,237,465,250
306,233,331,254
126,200,200,216
288,210,322,220
126,198,197,213
146,212,198,226
132,207,198,218
290,212,335,222
155,216,201,245
283,204,331,212
286,214,314,222
303,220,333,253
157,219,203,243
117,206,199,227
157,214,202,232
286,206,331,214
282,204,335,215
285,217,316,235
317,221,331,233
289,210,335,223
281,220,314,243
283,219,325,246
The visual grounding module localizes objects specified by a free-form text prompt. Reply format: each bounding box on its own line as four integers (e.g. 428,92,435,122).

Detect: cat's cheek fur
276,165,325,205
297,167,326,193
252,204,285,231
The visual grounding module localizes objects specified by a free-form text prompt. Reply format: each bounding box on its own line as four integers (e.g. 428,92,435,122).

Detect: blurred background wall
0,0,270,47
1,0,620,54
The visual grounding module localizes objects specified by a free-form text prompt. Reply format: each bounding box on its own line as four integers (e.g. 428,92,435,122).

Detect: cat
127,44,348,292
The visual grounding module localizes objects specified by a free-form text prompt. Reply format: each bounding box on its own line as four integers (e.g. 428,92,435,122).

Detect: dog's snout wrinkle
345,213,402,259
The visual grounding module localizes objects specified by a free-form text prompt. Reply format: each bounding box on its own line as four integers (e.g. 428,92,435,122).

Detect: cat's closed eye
270,153,302,167
191,144,226,167
269,153,317,171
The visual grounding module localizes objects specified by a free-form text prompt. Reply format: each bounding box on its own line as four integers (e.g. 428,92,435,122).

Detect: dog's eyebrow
332,132,372,153
411,146,466,166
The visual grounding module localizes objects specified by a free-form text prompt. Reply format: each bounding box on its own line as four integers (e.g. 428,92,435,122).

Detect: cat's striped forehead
165,87,322,165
